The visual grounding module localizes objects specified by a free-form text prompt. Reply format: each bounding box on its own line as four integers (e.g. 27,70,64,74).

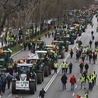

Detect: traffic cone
77,95,81,98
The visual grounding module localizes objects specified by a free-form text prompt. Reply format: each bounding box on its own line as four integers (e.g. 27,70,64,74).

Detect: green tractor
0,49,12,70
52,41,65,59
44,44,58,68
35,50,51,77
12,63,37,94
26,53,44,84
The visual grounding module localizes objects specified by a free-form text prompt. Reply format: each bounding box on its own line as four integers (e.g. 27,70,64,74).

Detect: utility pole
39,0,42,36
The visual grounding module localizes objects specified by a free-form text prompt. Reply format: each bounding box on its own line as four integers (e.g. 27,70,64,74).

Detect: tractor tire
44,66,49,77
42,71,44,81
49,65,52,75
29,82,35,94
12,81,17,94
37,73,42,84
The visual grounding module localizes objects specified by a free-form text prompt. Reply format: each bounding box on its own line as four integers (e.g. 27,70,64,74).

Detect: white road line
72,93,75,96
8,94,12,97
77,78,79,81
38,32,85,97
75,85,77,88
79,74,81,76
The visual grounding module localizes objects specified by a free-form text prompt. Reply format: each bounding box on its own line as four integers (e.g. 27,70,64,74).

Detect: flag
77,95,81,98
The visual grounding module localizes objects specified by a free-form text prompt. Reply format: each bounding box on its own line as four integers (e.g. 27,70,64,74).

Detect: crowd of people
60,28,98,98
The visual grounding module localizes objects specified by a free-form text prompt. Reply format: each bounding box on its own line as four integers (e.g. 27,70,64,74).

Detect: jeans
80,68,83,74
62,68,65,73
62,83,66,90
89,83,92,90
71,84,74,90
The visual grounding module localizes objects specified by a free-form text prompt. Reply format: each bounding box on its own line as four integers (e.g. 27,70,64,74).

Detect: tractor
12,63,37,94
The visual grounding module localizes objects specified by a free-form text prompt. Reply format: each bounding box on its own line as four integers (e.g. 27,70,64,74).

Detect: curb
11,49,23,58
11,36,45,58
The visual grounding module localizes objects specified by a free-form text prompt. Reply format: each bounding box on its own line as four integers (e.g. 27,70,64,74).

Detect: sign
16,81,29,90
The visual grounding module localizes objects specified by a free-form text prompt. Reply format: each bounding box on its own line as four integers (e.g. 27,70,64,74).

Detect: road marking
72,93,75,96
79,74,81,76
8,94,12,97
37,32,85,98
75,85,77,88
77,78,79,81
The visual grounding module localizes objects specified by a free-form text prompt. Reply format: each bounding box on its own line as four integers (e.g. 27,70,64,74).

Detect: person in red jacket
70,75,76,90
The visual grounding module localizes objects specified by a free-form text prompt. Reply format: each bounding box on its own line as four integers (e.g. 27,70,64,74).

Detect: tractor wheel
44,66,49,77
29,82,35,94
12,81,17,94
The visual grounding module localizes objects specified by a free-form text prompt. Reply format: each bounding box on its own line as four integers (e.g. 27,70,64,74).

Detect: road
2,15,98,98
42,15,98,98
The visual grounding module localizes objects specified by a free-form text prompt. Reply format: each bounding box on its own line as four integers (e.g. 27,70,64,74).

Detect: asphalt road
2,15,98,98
42,15,98,98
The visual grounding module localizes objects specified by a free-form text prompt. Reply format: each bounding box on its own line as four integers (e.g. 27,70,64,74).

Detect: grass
11,33,45,55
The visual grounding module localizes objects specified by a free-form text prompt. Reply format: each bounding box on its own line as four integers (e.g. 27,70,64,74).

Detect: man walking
70,75,76,90
68,62,73,74
61,74,68,90
39,88,46,98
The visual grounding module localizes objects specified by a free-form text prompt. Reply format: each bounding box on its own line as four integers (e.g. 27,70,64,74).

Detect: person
94,41,98,48
79,62,84,74
92,52,97,64
1,76,6,94
61,61,66,73
70,75,76,90
68,62,73,74
53,61,58,73
84,63,89,73
83,70,87,83
6,73,12,89
70,48,74,58
89,40,92,48
91,31,94,36
92,71,97,85
88,52,92,63
92,35,95,41
87,74,93,90
76,50,80,61
61,74,68,90
84,92,89,98
80,74,86,89
39,88,46,98
65,62,69,74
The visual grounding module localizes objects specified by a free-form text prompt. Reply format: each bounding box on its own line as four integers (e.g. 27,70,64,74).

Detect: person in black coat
84,63,89,73
69,62,73,74
61,74,68,90
89,40,92,48
39,88,46,98
79,62,84,74
6,73,12,89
